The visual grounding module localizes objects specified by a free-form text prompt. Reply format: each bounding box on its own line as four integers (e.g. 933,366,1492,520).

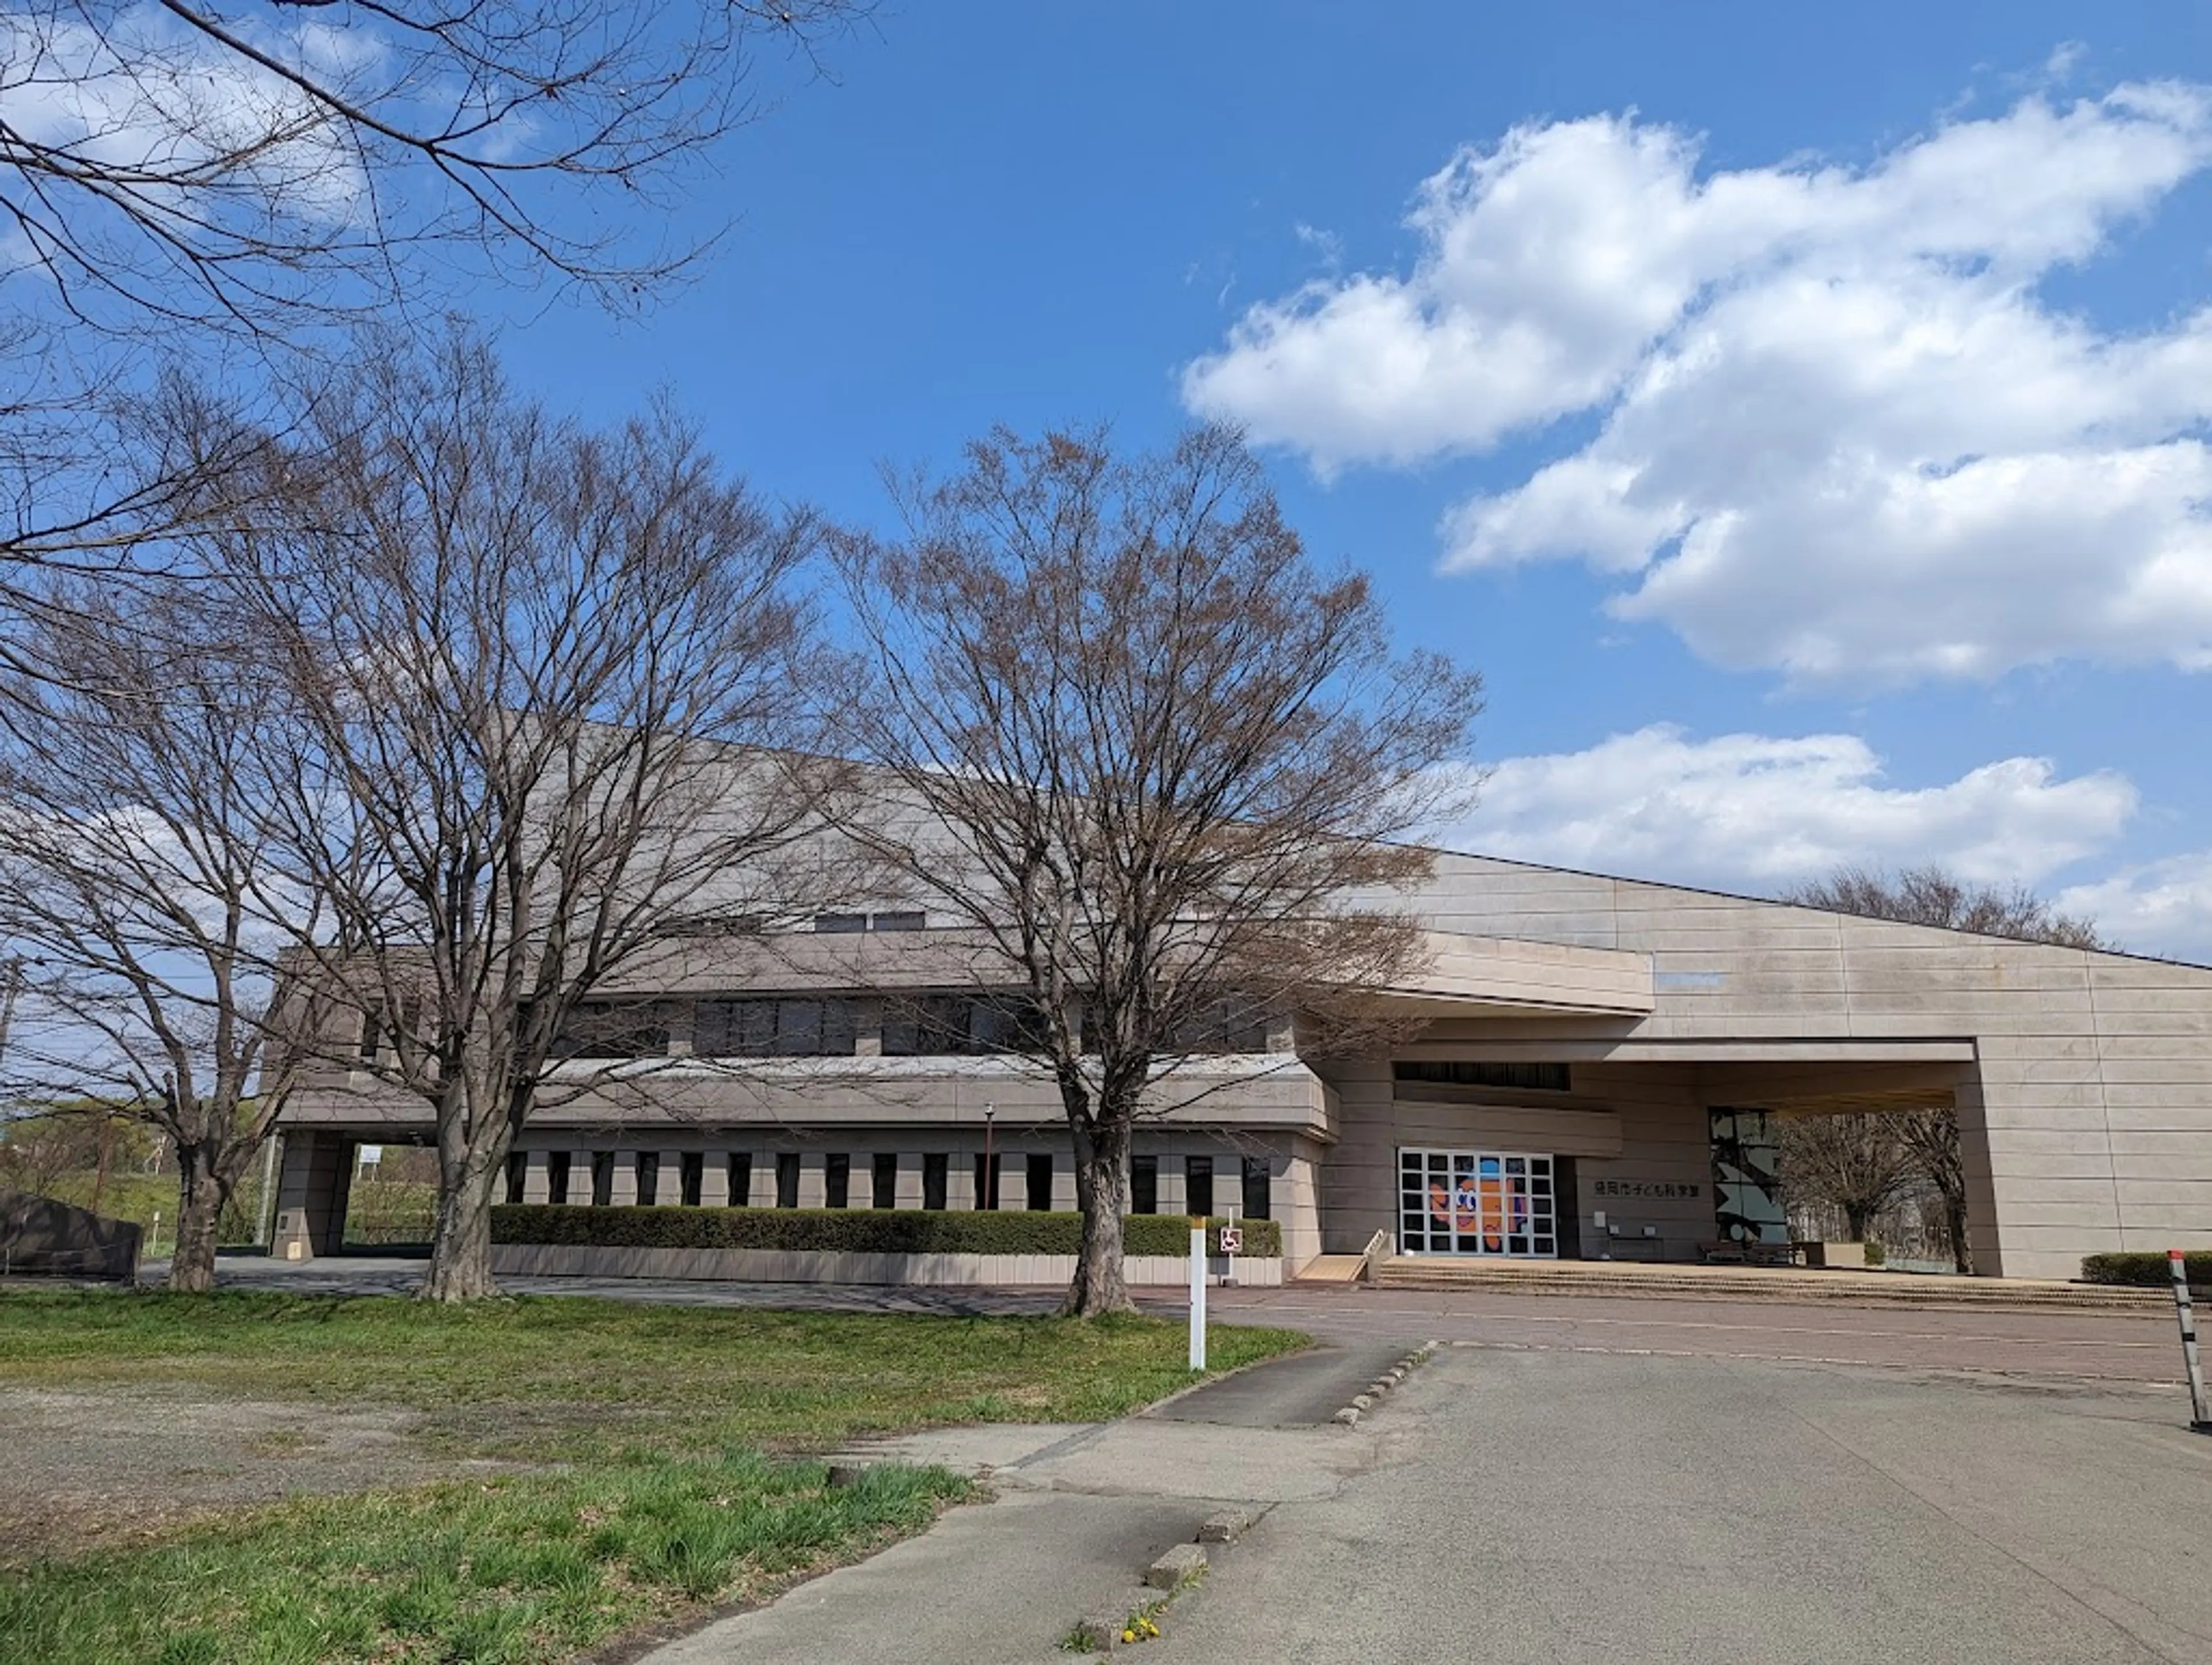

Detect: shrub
1861,1241,1886,1268
2080,1250,2212,1290
491,1204,1282,1258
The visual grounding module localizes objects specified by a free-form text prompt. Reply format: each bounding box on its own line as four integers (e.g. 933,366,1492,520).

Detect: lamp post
982,1103,995,1211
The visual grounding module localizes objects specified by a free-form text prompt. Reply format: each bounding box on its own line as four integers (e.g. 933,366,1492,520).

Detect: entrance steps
1362,1256,2169,1314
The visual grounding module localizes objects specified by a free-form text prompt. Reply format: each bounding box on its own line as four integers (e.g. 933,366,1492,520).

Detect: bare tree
1895,1108,1974,1275
832,426,1484,1317
2,0,867,579
1789,865,2107,950
0,578,325,1289
219,332,829,1301
1785,863,2114,1274
1775,1111,1921,1243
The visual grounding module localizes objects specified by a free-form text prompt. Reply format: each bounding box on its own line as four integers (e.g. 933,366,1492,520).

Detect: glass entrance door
1398,1148,1557,1257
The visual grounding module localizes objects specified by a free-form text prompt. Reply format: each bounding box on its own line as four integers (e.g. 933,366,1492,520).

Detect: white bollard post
1188,1216,1207,1371
2170,1249,2211,1433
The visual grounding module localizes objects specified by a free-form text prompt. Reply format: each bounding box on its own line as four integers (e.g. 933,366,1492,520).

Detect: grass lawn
0,1290,1306,1664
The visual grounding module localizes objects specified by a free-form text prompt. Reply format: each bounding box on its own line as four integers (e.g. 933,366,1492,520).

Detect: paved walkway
641,1347,2212,1663
1366,1251,2168,1311
1210,1285,2190,1386
1154,1347,2212,1665
160,1257,2212,1660
1146,1339,1410,1428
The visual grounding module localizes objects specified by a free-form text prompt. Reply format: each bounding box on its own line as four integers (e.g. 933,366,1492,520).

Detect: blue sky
484,2,2212,960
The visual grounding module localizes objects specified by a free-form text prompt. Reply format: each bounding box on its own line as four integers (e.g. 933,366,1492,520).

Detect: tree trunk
166,1149,232,1293
1843,1202,1870,1242
1945,1193,1975,1276
1064,1117,1135,1317
421,1150,502,1302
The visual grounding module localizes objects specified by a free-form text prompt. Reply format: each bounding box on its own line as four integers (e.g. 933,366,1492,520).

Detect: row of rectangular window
515,1150,1028,1211
554,995,1048,1060
1128,1155,1272,1220
545,995,1274,1061
1393,1060,1573,1093
506,1150,1272,1218
364,988,1275,1065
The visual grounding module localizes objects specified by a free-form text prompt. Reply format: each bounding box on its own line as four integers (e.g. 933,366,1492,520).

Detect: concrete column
1157,1157,1187,1219
947,1152,978,1212
1280,1154,1321,1270
1955,1071,2004,1277
271,1131,351,1261
522,1150,551,1205
796,1152,828,1210
892,1152,924,1210
569,1149,595,1208
658,1150,684,1207
1052,1160,1079,1212
609,1151,639,1207
700,1151,732,1208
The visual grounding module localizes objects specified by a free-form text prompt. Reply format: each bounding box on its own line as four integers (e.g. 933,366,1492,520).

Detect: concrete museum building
272,833,2212,1284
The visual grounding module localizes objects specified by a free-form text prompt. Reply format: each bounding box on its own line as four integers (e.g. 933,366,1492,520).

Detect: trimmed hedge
491,1204,1282,1258
2080,1250,2212,1289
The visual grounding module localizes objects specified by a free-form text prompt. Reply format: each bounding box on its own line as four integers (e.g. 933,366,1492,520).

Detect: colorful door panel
1397,1148,1557,1257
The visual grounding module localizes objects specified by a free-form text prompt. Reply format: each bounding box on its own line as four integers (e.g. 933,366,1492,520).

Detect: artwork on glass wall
1710,1108,1789,1245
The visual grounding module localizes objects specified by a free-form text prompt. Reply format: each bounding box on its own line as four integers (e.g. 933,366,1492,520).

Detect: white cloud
2058,855,2212,965
0,2,376,266
1431,725,2137,892
1184,85,2212,684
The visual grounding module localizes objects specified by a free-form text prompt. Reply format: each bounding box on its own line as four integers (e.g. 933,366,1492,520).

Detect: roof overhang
1359,931,1655,1018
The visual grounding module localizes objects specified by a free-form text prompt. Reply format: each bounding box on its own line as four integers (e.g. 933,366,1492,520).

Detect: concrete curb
1065,1506,1265,1651
1331,1339,1440,1427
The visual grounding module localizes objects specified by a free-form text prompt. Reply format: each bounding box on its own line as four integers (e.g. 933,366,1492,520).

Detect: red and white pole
2169,1249,2211,1434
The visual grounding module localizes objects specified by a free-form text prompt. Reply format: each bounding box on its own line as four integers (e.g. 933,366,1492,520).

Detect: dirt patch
0,1385,526,1565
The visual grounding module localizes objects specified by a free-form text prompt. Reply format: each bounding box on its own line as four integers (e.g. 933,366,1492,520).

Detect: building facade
273,849,2212,1283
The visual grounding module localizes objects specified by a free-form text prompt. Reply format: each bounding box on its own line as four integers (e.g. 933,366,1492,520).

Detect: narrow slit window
1130,1155,1158,1216
1241,1156,1272,1221
1185,1156,1214,1219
